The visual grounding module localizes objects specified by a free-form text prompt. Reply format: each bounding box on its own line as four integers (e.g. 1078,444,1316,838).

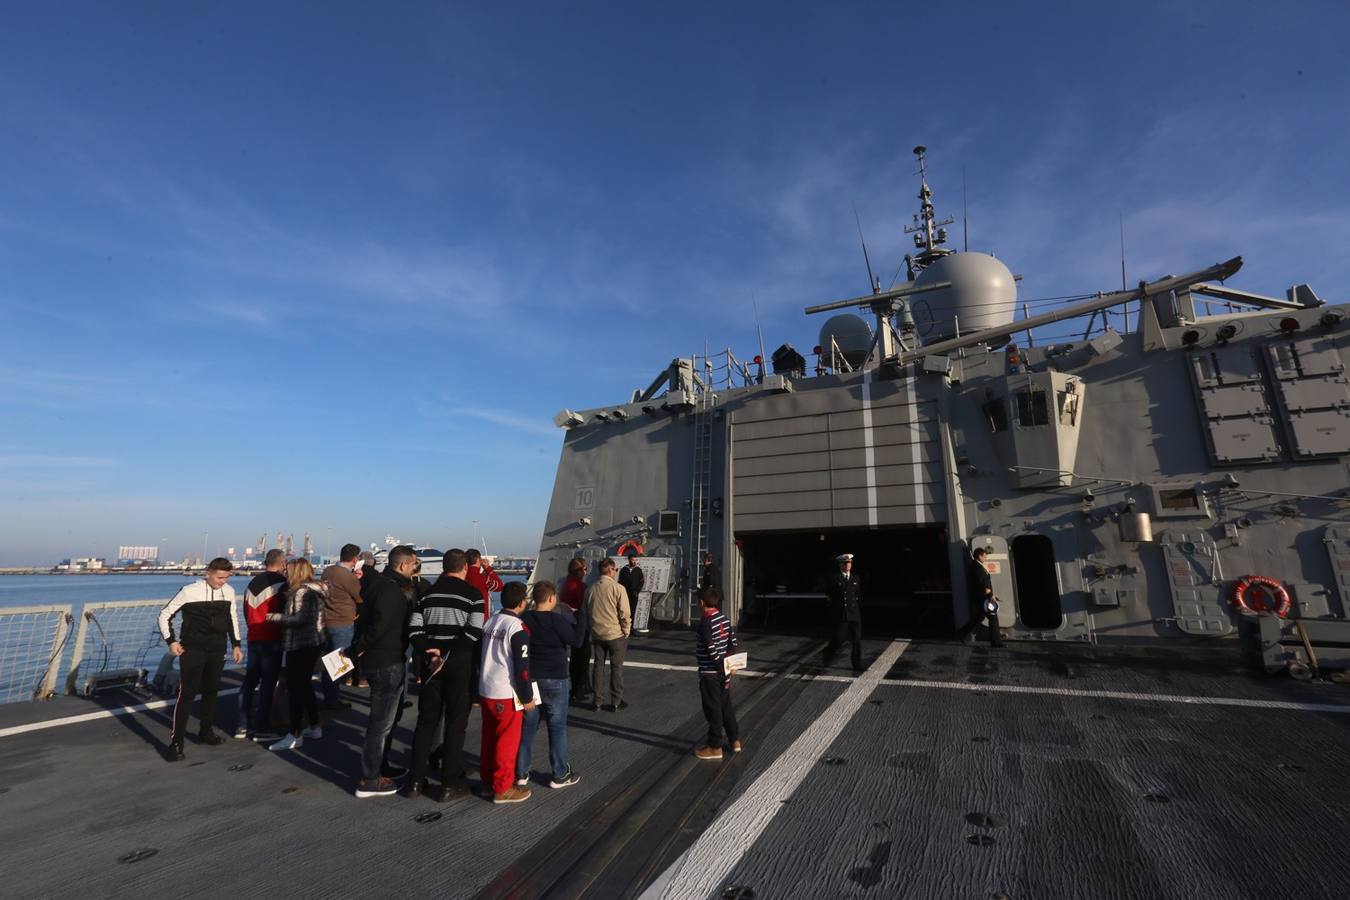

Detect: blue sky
2,1,1347,565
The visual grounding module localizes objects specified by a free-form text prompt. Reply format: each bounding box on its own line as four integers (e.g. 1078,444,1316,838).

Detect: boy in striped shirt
693,587,741,761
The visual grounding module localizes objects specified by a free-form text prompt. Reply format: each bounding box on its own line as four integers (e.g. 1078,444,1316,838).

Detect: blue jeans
239,640,282,732
322,624,355,706
516,678,570,781
361,663,406,781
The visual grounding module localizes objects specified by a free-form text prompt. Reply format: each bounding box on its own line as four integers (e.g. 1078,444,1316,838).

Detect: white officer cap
836,553,854,562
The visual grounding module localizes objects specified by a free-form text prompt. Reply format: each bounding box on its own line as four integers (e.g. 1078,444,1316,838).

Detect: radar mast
903,145,955,279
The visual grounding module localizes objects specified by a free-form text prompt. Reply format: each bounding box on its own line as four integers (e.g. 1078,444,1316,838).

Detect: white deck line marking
626,660,769,678
625,660,857,683
641,639,910,900
905,375,925,522
0,688,241,739
861,370,878,526
876,677,1350,714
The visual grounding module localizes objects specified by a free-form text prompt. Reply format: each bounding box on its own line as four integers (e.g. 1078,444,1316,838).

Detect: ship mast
903,145,955,279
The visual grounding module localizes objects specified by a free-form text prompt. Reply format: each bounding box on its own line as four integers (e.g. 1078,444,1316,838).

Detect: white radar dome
818,314,873,369
911,251,1017,342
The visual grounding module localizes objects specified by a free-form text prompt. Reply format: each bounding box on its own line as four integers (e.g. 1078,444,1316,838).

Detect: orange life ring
615,540,645,558
1231,574,1292,618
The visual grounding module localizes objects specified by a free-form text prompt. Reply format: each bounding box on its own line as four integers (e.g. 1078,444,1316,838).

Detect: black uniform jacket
968,560,993,607
824,570,862,624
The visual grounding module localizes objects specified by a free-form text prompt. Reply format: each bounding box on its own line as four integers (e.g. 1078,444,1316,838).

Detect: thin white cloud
201,302,274,328
457,407,559,438
0,454,118,467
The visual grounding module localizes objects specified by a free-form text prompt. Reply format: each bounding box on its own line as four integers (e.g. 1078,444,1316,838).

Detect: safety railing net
69,601,172,692
0,607,71,703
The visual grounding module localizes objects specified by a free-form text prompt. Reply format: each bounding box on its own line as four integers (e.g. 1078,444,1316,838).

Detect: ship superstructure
538,147,1350,672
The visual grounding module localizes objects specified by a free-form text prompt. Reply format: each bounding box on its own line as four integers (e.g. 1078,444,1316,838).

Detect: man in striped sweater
403,548,485,801
157,557,243,761
693,586,741,761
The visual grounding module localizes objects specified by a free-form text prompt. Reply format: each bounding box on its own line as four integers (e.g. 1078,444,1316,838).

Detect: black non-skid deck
1,633,1347,899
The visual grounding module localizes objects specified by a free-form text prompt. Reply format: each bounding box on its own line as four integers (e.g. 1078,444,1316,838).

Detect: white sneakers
269,726,320,751
269,734,303,752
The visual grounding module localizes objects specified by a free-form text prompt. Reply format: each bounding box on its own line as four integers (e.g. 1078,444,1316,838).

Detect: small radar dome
912,252,1017,341
818,314,872,369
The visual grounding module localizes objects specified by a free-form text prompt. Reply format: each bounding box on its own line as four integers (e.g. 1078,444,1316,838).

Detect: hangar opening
738,525,952,637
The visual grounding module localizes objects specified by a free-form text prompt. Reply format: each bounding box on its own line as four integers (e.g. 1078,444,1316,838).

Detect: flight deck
1,630,1347,899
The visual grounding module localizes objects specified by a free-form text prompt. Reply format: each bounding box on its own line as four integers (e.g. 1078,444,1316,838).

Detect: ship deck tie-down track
1,631,1348,899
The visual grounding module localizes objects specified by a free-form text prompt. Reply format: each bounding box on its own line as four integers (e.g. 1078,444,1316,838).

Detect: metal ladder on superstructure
686,355,716,624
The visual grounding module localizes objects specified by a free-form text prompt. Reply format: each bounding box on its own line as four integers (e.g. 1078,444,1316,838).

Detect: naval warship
1,147,1348,899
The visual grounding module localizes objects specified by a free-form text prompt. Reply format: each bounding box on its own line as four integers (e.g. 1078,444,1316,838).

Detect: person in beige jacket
585,558,631,712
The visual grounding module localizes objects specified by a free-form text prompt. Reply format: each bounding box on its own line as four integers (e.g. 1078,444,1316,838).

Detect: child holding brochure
478,582,537,803
693,586,742,761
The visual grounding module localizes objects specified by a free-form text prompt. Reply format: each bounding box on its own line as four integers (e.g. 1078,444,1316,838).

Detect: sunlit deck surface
2,630,1348,899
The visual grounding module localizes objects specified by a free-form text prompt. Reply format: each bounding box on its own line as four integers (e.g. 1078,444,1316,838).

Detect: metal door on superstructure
730,378,947,531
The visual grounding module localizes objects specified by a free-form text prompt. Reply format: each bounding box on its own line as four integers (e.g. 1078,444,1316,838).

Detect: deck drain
281,787,300,794
228,763,253,773
1090,714,1107,721
414,811,442,824
722,887,755,899
1143,793,1170,804
868,699,884,706
966,834,996,847
821,756,848,766
1277,763,1305,773
188,761,207,767
118,848,158,864
971,736,990,743
966,812,1009,828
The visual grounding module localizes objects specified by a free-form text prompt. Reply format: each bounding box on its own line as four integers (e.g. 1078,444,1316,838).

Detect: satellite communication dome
911,251,1017,341
818,314,873,369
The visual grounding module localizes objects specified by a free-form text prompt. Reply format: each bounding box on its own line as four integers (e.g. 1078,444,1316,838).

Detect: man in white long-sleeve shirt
157,557,243,761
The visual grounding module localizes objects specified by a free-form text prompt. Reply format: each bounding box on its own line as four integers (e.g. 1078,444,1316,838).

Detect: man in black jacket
959,547,1004,648
822,553,864,672
350,546,418,798
618,552,645,631
699,552,721,598
403,548,485,801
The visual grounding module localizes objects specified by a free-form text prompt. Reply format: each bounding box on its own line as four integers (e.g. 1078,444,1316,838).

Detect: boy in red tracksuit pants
479,581,536,803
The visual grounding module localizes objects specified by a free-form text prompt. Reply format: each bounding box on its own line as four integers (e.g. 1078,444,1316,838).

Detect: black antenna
1119,213,1130,333
852,203,879,294
1119,213,1127,290
752,297,768,383
962,167,969,252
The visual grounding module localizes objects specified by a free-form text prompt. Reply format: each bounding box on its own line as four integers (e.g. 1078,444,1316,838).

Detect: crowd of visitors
156,544,747,803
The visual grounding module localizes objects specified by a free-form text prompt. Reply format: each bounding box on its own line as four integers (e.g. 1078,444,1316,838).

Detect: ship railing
0,598,249,705
0,605,73,703
690,349,761,394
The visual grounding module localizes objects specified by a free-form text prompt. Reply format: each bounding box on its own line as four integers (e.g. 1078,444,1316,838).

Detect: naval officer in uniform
823,553,864,672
